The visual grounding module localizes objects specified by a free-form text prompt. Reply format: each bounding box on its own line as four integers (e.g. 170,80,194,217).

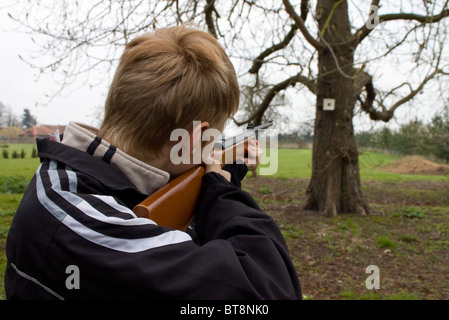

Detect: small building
19,125,66,142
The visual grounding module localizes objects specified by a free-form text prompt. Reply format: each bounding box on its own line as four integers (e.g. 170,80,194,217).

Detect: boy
5,25,301,299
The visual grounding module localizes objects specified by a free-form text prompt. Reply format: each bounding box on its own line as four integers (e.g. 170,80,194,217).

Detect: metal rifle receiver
214,120,273,150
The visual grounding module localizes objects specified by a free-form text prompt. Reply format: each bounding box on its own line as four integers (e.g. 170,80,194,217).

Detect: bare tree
0,101,6,129
8,0,449,216
0,101,20,128
287,0,449,216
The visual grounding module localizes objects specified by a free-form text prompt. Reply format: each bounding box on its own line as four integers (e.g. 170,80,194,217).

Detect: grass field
260,148,447,182
0,145,448,299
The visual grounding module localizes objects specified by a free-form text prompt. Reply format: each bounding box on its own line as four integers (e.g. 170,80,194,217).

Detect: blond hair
99,25,240,161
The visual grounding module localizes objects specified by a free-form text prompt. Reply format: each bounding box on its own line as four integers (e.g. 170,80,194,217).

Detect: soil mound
382,156,449,175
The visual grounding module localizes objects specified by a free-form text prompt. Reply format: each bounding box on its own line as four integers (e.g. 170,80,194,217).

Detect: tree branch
282,0,326,51
353,70,373,97
248,24,298,74
204,0,217,38
234,72,317,126
360,68,443,122
352,0,449,47
300,0,310,21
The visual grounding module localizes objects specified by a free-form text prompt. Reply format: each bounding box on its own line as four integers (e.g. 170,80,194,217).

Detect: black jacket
5,137,301,299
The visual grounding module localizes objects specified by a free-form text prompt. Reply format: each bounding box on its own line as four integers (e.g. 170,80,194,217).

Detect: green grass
0,158,40,178
0,144,40,178
259,148,312,179
258,149,447,181
0,194,23,300
375,235,397,249
0,143,39,299
340,290,420,300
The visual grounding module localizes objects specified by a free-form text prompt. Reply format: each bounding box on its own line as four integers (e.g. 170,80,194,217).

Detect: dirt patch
242,177,449,300
382,156,449,175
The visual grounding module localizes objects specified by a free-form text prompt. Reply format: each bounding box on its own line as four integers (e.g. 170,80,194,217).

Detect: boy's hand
204,147,231,181
204,139,263,182
244,139,263,170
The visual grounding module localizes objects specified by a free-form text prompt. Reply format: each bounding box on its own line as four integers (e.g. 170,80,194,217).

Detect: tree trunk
302,0,372,217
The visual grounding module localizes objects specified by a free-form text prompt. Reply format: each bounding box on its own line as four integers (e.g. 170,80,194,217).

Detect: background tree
0,101,20,128
356,110,449,163
21,108,37,129
0,101,6,129
8,0,449,216
428,112,449,162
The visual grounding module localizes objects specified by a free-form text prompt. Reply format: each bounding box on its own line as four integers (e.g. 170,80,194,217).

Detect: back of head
99,25,240,161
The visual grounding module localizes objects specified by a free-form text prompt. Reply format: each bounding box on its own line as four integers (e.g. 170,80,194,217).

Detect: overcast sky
0,2,107,127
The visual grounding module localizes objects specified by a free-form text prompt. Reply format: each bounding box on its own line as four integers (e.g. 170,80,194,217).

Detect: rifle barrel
215,121,273,150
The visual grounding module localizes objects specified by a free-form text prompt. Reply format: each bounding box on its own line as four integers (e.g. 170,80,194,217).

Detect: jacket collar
60,122,170,195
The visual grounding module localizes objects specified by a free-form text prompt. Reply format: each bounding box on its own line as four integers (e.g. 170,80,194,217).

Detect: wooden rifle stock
133,165,205,231
133,121,273,231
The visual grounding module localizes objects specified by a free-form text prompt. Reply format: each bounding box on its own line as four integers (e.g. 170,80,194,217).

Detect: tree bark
302,0,372,216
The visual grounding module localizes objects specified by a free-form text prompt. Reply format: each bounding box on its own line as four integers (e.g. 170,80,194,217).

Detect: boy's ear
190,121,209,155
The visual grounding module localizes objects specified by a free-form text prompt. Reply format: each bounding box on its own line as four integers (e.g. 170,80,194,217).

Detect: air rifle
133,121,273,231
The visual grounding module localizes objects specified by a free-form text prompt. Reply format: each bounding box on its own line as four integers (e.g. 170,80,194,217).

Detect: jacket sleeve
191,172,302,299
222,163,249,188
